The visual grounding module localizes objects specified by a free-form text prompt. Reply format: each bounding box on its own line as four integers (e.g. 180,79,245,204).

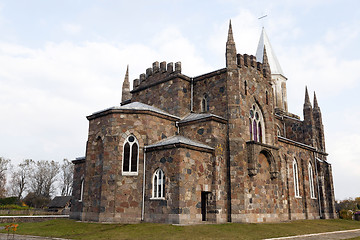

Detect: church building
70,22,336,223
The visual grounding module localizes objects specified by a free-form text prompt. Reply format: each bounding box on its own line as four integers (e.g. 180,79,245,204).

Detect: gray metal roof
256,27,285,77
146,135,214,150
179,113,227,123
48,196,72,208
91,102,180,119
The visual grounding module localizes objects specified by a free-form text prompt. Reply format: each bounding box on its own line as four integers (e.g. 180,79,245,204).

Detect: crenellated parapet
236,53,268,78
132,61,186,91
130,60,191,117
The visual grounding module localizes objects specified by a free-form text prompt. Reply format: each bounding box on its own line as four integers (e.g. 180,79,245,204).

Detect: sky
0,0,359,201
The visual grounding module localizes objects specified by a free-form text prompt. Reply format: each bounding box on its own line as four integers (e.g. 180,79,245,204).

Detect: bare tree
60,159,73,196
0,157,10,197
29,160,60,198
8,159,32,199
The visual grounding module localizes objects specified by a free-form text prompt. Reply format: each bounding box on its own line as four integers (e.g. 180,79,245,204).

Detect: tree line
0,156,73,207
336,197,360,219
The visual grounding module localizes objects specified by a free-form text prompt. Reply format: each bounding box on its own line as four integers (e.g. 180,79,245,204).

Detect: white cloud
151,27,213,76
0,25,212,164
0,41,139,162
208,10,260,58
328,133,360,200
280,39,360,119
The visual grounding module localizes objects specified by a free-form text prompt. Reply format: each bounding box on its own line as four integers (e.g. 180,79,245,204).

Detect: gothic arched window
293,158,300,197
276,125,282,137
266,91,269,105
308,163,316,199
122,135,139,175
249,104,265,143
152,169,165,199
79,179,84,202
201,94,209,112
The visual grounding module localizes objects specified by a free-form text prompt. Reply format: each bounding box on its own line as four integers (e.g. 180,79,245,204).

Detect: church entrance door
201,191,210,221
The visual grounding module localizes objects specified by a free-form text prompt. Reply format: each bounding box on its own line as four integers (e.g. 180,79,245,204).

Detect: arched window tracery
249,104,265,143
293,158,300,197
308,163,316,199
122,135,139,175
152,169,165,199
79,179,84,202
201,94,209,112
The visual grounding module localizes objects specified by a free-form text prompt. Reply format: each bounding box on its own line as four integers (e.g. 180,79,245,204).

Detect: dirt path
0,233,69,240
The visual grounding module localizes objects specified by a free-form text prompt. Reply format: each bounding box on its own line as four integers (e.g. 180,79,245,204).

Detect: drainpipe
282,115,286,137
313,151,322,219
175,121,180,135
141,147,147,221
285,155,291,220
191,78,194,112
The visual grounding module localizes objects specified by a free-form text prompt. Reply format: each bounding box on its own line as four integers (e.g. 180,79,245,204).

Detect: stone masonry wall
82,111,177,223
179,120,228,222
132,74,191,117
193,70,227,118
70,159,85,220
278,141,320,220
82,136,103,221
226,60,277,223
144,147,214,224
242,152,285,222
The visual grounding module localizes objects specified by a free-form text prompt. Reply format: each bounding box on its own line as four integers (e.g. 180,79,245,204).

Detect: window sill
311,197,317,200
295,196,302,199
150,197,166,200
122,172,138,176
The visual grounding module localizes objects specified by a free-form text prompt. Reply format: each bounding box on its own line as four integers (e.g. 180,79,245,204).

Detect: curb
264,228,360,239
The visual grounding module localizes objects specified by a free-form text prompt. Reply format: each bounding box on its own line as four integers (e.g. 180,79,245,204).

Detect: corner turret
304,86,312,109
303,87,316,146
303,86,313,123
262,46,271,80
313,92,326,151
121,65,131,105
313,91,320,110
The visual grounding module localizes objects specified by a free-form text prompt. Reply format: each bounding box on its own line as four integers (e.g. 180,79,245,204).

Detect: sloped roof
90,102,180,120
179,113,227,124
255,27,285,77
48,196,71,208
146,135,214,151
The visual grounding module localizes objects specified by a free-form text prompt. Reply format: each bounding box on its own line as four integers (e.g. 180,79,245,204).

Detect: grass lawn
1,219,360,239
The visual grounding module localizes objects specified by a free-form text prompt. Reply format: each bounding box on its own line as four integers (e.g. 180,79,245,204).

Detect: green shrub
339,209,353,220
0,204,32,210
0,197,19,205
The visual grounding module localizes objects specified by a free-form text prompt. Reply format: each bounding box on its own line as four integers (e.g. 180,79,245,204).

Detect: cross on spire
258,13,268,27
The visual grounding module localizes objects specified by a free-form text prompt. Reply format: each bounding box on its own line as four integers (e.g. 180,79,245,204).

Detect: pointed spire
121,65,131,103
313,91,319,109
256,27,284,77
312,91,325,151
227,20,235,43
226,20,237,68
262,46,271,76
125,64,129,81
304,86,311,107
303,86,314,125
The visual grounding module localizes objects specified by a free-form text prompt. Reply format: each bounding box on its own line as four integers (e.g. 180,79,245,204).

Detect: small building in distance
48,196,72,214
70,22,336,224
